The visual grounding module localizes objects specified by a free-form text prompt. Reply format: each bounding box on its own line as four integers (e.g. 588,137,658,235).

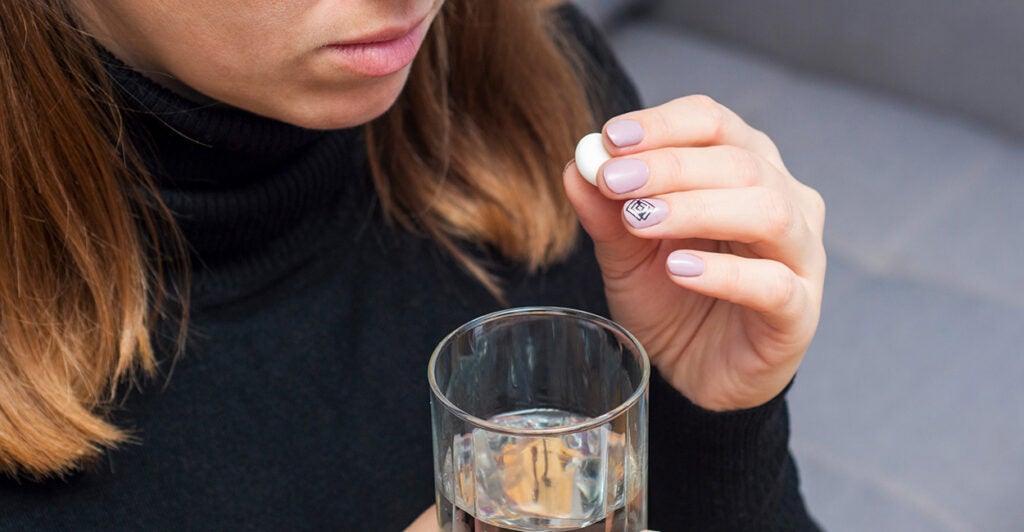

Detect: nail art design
625,199,657,222
623,198,668,228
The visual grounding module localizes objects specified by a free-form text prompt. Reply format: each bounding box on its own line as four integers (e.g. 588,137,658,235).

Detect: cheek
150,21,415,130
162,45,410,130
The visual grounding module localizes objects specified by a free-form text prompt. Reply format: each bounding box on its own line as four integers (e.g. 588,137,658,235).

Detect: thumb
563,161,649,267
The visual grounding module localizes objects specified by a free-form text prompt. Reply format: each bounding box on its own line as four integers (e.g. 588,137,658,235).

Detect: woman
0,0,825,529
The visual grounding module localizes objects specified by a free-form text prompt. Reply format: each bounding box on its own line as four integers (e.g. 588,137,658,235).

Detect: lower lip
322,18,430,78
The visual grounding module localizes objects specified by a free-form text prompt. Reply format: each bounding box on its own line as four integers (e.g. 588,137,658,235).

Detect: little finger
665,249,816,341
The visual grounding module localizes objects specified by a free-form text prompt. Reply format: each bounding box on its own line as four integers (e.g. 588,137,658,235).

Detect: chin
280,72,410,130
292,103,394,130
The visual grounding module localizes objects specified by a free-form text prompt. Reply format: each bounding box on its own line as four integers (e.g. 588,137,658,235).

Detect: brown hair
368,1,594,294
0,0,187,478
0,0,593,478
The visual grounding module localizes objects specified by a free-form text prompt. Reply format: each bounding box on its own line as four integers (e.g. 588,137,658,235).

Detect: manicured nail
623,198,667,228
667,251,704,277
603,158,649,193
606,119,644,147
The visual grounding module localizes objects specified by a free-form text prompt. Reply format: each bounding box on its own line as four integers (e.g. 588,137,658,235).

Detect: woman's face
73,0,444,129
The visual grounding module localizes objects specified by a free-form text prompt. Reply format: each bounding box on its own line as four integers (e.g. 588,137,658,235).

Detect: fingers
564,161,628,244
403,505,438,532
563,161,652,267
581,98,824,276
620,188,820,275
664,249,814,340
565,95,827,323
603,95,783,166
596,144,783,197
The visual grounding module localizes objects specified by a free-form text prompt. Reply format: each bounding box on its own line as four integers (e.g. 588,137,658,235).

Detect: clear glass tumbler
429,307,650,531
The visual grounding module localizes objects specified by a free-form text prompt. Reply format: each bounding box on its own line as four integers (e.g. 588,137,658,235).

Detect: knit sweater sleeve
551,5,820,530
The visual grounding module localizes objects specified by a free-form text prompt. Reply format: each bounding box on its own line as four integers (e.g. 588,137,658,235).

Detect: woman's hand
564,95,826,411
405,506,438,531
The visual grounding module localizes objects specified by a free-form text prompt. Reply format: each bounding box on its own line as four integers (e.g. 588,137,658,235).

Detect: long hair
0,1,186,478
0,0,593,478
367,1,594,295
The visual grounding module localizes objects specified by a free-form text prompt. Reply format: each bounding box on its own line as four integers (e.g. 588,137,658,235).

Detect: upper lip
328,11,430,46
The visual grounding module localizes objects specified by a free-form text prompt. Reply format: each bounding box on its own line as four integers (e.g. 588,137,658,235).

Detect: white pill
574,132,610,186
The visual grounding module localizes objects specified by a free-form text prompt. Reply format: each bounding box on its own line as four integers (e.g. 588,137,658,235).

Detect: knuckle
686,193,714,229
726,146,762,186
760,188,797,240
667,149,689,187
687,93,719,109
805,186,827,229
751,128,781,159
766,266,798,310
716,259,744,295
653,109,676,143
688,94,727,140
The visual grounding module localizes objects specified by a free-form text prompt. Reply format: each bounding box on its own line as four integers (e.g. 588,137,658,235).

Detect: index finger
603,95,783,166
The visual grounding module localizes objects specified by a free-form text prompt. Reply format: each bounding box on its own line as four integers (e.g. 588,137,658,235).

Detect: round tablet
574,132,610,186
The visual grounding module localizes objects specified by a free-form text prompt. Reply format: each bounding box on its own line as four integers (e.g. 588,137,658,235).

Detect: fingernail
623,198,667,228
603,158,649,193
667,251,704,277
606,119,644,147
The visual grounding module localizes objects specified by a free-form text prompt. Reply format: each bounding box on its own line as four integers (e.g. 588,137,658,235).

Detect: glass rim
428,306,651,436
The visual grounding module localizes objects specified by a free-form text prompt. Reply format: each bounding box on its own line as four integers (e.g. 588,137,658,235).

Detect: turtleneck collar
100,49,342,186
100,49,373,305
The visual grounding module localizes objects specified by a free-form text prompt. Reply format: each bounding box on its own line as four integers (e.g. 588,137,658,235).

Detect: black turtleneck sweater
0,7,816,531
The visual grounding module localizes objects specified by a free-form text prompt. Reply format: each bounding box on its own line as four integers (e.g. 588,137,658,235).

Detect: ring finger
620,187,819,274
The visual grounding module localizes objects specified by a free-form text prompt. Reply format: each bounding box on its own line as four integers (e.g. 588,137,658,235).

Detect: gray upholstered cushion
651,0,1024,139
604,16,1024,531
571,0,647,27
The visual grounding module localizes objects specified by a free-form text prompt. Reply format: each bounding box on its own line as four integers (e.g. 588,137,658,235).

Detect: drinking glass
429,307,650,531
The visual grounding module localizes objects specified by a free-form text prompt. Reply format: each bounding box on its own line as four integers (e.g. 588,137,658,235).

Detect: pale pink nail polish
606,119,644,147
603,158,649,193
667,251,704,277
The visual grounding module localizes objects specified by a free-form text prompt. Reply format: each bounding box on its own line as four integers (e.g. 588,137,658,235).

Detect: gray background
575,1,1024,530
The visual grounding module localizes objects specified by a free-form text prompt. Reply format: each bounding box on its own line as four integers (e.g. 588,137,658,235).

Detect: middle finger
598,145,783,198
